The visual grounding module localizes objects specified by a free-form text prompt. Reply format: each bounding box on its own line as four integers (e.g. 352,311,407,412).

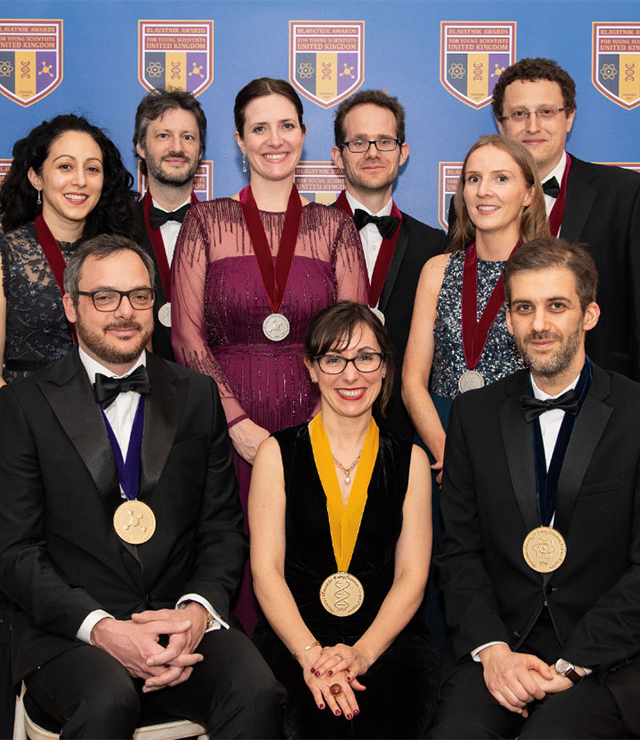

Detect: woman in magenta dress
171,78,368,633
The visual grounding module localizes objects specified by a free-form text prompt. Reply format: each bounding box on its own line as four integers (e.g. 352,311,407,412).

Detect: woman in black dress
250,301,438,738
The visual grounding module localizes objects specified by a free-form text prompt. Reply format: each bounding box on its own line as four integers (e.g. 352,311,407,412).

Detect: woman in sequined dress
403,135,548,478
0,114,140,386
0,114,139,738
171,78,367,634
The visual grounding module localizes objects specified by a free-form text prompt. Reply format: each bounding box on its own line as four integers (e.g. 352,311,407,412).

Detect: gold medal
522,526,566,573
113,500,156,544
320,571,364,617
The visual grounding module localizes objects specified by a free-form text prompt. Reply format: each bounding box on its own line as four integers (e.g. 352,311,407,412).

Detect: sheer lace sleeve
331,209,369,303
171,203,248,426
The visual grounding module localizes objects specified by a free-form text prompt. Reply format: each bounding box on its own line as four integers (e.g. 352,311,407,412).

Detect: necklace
332,446,364,485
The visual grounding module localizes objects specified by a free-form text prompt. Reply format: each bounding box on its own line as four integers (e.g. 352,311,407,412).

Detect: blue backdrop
1,0,638,230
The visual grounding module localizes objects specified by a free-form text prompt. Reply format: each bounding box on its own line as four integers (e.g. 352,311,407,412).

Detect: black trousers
428,660,630,739
25,627,284,739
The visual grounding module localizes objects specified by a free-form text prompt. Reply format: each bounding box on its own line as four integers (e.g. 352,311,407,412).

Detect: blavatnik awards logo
440,21,516,109
139,20,213,96
0,19,62,106
592,23,640,110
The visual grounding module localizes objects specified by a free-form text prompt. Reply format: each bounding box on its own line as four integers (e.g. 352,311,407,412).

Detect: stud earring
242,153,247,174
37,189,42,205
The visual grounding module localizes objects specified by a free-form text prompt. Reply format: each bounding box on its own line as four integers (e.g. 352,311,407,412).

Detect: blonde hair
448,135,549,253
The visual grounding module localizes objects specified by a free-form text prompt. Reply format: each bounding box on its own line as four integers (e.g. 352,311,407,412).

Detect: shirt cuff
177,594,229,631
471,641,509,662
78,610,114,644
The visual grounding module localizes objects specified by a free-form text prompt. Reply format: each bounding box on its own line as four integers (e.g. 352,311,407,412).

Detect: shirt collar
530,369,579,401
79,346,146,384
345,190,393,218
543,151,567,189
151,195,192,213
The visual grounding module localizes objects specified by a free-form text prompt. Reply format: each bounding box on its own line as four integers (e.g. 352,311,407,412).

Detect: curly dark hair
492,57,577,121
0,114,141,241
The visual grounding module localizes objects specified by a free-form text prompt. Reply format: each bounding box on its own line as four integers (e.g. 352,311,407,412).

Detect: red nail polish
328,670,333,676
310,667,315,673
354,709,359,716
335,710,341,716
346,676,351,682
319,703,325,709
347,713,352,720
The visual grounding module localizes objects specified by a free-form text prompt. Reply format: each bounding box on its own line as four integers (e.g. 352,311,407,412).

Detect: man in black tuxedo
331,90,446,441
430,237,640,738
0,235,281,738
493,57,640,380
133,88,207,361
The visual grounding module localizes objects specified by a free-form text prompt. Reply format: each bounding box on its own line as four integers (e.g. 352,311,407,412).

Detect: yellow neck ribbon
308,413,379,572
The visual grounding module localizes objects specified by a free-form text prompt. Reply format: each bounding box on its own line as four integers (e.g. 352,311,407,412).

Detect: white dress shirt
153,195,191,266
76,348,227,643
345,191,393,306
542,151,568,223
471,369,581,662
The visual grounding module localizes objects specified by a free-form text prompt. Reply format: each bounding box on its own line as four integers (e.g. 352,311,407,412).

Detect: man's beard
76,313,152,367
516,327,583,377
145,151,200,187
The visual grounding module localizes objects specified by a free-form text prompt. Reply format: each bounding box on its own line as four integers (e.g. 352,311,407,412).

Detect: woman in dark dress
250,301,438,739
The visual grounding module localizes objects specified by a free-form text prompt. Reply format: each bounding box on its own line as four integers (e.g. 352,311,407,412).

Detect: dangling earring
36,189,42,205
242,153,247,174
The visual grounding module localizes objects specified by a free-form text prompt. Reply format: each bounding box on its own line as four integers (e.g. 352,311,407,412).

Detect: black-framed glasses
315,352,385,374
500,107,567,123
77,288,156,312
339,138,402,154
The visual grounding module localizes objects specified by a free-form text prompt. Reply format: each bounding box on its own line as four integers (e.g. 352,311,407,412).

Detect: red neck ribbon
548,153,572,237
461,241,520,370
239,184,302,314
142,189,199,302
34,214,78,343
335,189,402,308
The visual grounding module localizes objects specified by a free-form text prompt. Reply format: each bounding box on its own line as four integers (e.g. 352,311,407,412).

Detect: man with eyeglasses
493,57,640,380
0,235,282,737
332,90,446,442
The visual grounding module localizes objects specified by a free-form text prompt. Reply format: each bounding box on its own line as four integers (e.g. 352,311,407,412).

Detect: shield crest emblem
289,21,364,109
592,23,640,110
294,162,346,204
440,22,516,109
0,20,62,106
137,160,213,201
138,20,213,96
438,162,462,230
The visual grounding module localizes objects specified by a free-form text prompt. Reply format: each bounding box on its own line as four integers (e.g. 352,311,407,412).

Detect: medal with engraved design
320,571,364,616
522,526,566,573
113,499,156,545
262,312,290,341
158,302,172,327
458,369,484,393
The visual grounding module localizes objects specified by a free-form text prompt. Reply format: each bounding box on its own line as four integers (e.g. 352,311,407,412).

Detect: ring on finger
336,653,344,661
330,683,342,696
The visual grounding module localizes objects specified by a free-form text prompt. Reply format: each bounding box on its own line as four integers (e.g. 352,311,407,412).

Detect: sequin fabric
431,249,523,398
0,222,76,383
171,198,368,432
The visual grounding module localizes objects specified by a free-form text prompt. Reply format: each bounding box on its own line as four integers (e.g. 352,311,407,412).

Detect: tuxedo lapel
38,348,119,512
139,352,189,499
554,368,613,535
561,157,597,242
499,373,540,533
378,215,408,313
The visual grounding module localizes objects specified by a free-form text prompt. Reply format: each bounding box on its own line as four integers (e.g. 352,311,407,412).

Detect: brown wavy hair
448,135,549,253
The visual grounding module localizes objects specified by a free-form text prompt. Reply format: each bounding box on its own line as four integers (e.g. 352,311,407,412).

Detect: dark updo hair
0,114,141,241
234,77,306,137
303,301,394,416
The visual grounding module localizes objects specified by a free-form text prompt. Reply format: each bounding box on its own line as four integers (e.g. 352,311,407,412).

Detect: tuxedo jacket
0,348,246,683
447,155,640,379
435,364,640,680
137,200,176,362
335,203,446,439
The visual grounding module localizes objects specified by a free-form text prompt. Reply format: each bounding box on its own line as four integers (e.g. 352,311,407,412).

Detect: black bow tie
542,177,561,199
149,203,191,230
353,209,400,239
94,366,152,408
521,389,580,422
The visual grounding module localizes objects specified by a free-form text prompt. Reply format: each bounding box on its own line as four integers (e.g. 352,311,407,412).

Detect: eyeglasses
339,138,402,154
77,288,156,312
315,352,384,374
500,107,567,123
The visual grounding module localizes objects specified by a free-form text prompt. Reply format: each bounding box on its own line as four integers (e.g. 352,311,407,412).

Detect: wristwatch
554,658,583,684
